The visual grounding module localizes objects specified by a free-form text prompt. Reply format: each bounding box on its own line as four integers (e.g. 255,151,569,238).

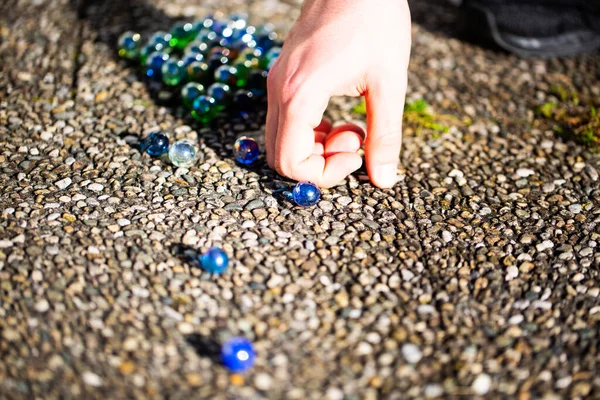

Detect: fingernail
373,163,398,188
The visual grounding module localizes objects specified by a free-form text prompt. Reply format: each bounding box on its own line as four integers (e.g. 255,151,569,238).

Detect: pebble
87,183,104,192
401,343,422,363
568,204,582,214
516,168,534,178
472,373,492,395
82,371,103,387
55,177,72,189
34,299,50,313
536,240,554,252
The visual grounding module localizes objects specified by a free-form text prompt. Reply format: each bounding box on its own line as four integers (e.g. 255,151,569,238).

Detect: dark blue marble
233,89,255,111
207,83,232,109
214,65,238,86
140,132,169,156
221,337,255,373
292,181,321,207
234,137,260,165
245,69,268,97
145,51,170,80
199,247,229,274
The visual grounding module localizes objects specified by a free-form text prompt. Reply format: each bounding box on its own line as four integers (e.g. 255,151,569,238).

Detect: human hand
266,0,411,188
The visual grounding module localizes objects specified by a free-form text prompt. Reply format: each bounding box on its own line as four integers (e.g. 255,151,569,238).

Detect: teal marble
161,58,186,86
118,31,142,60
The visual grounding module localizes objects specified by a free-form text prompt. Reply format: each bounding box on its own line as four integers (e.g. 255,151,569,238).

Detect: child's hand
266,0,411,188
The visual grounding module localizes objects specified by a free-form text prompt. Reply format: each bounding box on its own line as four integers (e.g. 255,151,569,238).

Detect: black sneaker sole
465,1,600,57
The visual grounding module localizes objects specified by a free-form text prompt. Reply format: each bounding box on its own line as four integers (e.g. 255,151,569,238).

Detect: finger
315,118,332,134
313,130,327,156
265,70,280,168
364,76,406,188
274,84,361,187
324,123,364,157
287,152,363,188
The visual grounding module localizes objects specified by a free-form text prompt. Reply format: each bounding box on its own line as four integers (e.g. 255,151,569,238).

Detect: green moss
352,99,450,133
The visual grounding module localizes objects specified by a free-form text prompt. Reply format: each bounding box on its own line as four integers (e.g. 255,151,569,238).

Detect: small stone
34,299,50,313
441,230,452,243
536,240,554,252
506,266,519,281
254,373,272,391
472,373,492,395
55,177,72,189
401,343,422,363
516,168,534,178
88,183,104,192
424,384,444,398
82,371,103,387
568,204,582,214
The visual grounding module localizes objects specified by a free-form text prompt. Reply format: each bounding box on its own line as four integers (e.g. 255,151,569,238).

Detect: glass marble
118,31,142,60
140,132,170,156
234,137,260,165
185,40,209,57
191,95,219,123
233,90,255,111
181,82,205,108
207,83,232,110
214,65,238,86
237,48,262,68
181,51,205,66
145,51,170,80
245,69,268,97
195,29,220,50
148,31,172,49
169,22,198,49
206,53,230,76
140,43,167,66
255,30,278,52
262,46,281,70
232,61,250,87
292,181,320,207
168,140,196,167
221,337,255,373
161,58,186,86
199,247,229,274
186,61,210,83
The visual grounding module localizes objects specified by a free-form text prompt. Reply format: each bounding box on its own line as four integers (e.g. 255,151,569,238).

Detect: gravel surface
1,0,599,399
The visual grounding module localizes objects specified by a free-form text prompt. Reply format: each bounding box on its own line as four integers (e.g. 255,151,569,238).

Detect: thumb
364,77,406,188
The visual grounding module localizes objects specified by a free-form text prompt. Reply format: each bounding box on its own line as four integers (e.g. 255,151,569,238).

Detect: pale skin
266,0,411,188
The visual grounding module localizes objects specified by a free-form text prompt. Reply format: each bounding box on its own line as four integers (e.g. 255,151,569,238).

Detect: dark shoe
463,0,600,57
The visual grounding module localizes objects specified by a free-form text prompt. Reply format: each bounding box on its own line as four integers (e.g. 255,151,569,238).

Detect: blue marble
191,95,218,123
140,132,169,156
214,65,238,86
148,31,172,49
161,58,186,86
145,51,170,80
246,69,268,97
181,51,205,66
221,337,256,373
181,82,205,108
186,61,210,83
199,247,229,274
233,89,255,111
185,41,209,58
207,83,232,109
234,136,260,165
168,140,196,167
263,46,281,70
117,31,142,60
292,181,320,207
